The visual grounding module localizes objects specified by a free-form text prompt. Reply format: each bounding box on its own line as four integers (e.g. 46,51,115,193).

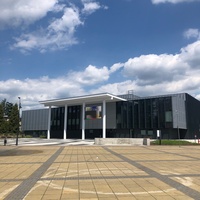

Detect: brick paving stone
3,147,64,200
1,145,200,199
103,146,200,199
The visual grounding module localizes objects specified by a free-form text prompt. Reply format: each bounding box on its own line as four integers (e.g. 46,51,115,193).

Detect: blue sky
0,0,200,109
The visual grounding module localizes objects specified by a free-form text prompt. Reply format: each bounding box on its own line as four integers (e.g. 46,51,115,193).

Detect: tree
0,100,19,136
0,104,5,134
0,104,10,134
9,104,19,134
0,99,13,117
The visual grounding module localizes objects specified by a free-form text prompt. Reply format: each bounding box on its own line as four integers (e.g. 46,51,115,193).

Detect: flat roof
39,93,127,107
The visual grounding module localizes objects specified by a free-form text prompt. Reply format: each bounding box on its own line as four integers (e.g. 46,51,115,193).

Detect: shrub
151,140,200,145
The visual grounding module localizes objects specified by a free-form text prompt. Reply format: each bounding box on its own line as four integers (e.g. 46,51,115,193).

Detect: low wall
95,138,150,146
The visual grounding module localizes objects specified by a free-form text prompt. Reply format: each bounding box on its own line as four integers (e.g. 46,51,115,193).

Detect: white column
47,106,51,139
103,100,106,138
82,102,85,140
63,104,68,140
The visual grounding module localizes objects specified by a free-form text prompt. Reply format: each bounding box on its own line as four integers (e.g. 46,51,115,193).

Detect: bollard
4,137,7,146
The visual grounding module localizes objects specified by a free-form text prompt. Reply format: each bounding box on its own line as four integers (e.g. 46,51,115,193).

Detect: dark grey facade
21,93,200,139
115,93,187,139
22,109,48,137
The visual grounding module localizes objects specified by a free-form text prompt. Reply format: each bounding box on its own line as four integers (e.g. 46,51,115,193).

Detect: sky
0,0,200,110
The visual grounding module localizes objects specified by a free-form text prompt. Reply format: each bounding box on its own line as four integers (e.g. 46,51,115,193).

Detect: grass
151,140,200,145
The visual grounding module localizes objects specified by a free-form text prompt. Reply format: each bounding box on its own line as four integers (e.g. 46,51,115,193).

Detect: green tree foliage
1,99,13,116
0,104,5,134
1,99,6,115
9,104,19,134
0,99,19,135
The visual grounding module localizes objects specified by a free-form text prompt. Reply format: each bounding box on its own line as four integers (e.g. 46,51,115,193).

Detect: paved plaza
0,141,200,199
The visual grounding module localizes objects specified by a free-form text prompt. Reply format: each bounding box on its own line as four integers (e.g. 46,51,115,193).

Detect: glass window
141,130,146,135
148,130,153,135
165,111,172,122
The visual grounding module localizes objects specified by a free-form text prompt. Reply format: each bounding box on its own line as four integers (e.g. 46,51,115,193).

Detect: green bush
25,135,33,138
40,135,46,138
151,140,200,145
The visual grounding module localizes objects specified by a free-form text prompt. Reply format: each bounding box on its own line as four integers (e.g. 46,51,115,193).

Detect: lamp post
16,97,21,146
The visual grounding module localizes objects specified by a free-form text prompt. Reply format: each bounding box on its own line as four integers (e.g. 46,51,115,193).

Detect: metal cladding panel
106,102,116,129
22,109,49,131
83,102,116,129
185,93,200,138
172,94,187,129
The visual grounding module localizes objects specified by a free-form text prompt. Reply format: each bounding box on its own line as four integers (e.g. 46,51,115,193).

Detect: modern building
21,92,200,139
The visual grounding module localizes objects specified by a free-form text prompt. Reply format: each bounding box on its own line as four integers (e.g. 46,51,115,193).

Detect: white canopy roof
39,93,127,107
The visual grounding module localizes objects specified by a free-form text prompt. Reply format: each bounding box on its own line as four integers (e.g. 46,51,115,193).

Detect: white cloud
67,65,110,85
10,0,106,53
90,80,137,95
95,39,200,98
82,0,101,14
120,39,200,97
0,76,84,110
152,0,200,4
0,0,58,28
11,6,83,52
48,6,83,33
184,28,200,40
180,40,200,68
81,0,108,15
123,54,188,86
0,0,106,53
2,38,200,109
109,63,124,73
0,64,112,109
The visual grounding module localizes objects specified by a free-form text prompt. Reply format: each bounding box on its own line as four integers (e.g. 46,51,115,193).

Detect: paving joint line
40,175,150,181
0,162,43,165
144,146,200,160
4,146,64,200
0,174,200,183
103,146,200,199
1,173,200,183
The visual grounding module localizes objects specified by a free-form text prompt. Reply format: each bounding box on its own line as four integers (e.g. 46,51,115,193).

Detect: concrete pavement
0,143,200,199
0,138,95,146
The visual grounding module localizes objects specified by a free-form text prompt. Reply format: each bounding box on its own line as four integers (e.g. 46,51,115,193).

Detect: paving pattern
0,144,200,199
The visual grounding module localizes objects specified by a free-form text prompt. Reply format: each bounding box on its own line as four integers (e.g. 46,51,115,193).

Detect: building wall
185,93,200,139
115,94,189,139
84,102,116,129
22,103,116,138
22,109,49,131
106,102,117,129
172,94,187,129
21,93,200,139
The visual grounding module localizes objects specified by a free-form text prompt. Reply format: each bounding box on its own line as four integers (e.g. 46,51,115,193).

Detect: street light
16,97,21,146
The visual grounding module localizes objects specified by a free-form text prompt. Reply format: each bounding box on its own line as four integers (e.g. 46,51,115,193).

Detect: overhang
39,93,127,107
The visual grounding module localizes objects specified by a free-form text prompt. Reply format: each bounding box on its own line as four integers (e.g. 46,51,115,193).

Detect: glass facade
51,107,65,132
116,96,173,138
67,106,81,130
50,106,81,138
50,107,64,138
22,93,200,139
47,95,188,139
